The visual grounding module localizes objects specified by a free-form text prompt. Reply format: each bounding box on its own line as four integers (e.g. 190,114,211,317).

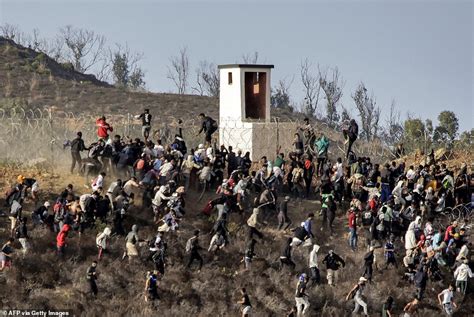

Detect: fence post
276,117,280,152
48,108,54,171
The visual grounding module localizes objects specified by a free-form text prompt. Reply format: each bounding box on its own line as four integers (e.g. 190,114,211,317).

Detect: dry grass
0,164,472,316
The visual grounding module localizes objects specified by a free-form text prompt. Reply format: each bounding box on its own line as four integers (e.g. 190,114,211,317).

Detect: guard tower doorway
244,72,267,120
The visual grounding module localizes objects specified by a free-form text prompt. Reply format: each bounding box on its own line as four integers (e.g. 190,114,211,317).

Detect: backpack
202,201,213,216
362,211,373,226
185,237,195,253
14,226,21,239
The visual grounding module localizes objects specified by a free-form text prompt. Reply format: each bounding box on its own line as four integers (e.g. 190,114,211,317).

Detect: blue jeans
349,228,358,250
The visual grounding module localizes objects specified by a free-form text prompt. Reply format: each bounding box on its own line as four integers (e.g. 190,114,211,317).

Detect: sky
1,0,472,132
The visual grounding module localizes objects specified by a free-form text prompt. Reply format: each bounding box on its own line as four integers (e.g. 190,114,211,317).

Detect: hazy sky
1,0,472,131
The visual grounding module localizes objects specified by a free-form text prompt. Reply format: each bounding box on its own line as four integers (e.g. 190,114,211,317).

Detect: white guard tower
218,64,274,160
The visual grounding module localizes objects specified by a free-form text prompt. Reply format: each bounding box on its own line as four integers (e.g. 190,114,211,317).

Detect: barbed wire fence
0,107,392,170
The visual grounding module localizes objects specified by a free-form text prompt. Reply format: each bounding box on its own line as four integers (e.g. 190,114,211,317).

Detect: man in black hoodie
322,250,346,286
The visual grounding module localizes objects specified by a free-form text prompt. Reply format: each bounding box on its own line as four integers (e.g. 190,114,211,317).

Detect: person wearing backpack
346,277,368,316
145,271,159,302
294,273,310,316
96,227,112,261
197,113,218,145
322,250,345,286
9,200,22,238
186,230,203,271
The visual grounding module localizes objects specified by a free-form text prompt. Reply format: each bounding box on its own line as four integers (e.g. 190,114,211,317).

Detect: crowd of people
1,110,472,316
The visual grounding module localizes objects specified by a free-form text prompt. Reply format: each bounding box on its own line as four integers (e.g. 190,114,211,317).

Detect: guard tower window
245,72,266,120
228,72,233,85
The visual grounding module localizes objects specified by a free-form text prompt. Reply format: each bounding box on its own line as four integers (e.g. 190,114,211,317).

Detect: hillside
0,36,301,121
0,36,218,119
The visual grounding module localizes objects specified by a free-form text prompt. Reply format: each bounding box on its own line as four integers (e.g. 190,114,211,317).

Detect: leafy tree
110,44,145,89
271,78,294,111
129,68,145,90
403,118,426,152
433,111,459,145
352,82,381,141
112,53,129,87
456,129,473,148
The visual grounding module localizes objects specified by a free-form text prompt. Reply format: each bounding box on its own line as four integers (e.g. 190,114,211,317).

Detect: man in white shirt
153,140,165,158
454,259,473,295
92,172,106,192
123,177,140,197
437,284,457,316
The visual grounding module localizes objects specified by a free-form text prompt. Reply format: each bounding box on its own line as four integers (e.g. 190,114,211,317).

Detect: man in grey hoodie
308,244,320,285
122,224,139,261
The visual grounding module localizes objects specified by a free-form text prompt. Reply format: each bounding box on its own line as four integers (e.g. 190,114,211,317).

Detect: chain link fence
0,107,390,168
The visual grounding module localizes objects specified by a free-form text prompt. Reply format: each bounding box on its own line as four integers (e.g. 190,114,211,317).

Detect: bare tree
300,58,321,117
167,47,189,94
0,23,24,42
319,66,344,127
241,51,259,64
192,70,205,96
59,25,106,73
381,100,404,146
192,61,220,97
352,82,381,141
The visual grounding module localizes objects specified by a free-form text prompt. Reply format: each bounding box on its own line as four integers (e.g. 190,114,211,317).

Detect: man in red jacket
96,116,113,140
56,224,71,256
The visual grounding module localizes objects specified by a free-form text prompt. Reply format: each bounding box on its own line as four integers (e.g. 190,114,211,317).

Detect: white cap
359,277,367,283
44,201,50,207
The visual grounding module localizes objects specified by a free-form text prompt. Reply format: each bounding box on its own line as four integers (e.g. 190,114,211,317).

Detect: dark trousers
346,137,356,158
89,279,98,296
71,151,82,173
248,226,264,240
310,267,320,285
279,257,296,270
316,158,325,176
187,250,203,270
363,264,373,282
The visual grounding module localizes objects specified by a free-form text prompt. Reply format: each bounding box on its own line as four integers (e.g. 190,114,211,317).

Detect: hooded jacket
247,208,260,228
125,225,138,244
56,224,71,247
96,118,113,138
309,244,320,268
96,227,112,249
